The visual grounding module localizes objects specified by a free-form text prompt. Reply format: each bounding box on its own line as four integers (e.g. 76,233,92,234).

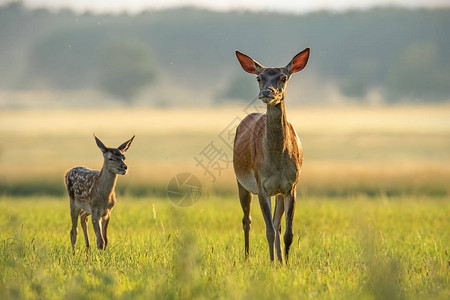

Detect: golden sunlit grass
1,104,449,196
2,104,450,135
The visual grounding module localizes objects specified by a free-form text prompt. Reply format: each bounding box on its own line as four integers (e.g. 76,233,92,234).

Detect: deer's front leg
91,213,105,250
273,195,285,263
258,189,276,262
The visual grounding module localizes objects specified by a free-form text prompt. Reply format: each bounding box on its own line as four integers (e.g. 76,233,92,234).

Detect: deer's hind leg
69,203,80,254
238,181,252,258
80,211,90,248
284,188,297,262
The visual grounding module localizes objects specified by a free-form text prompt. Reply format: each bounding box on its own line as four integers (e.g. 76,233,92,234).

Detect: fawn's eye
281,76,287,82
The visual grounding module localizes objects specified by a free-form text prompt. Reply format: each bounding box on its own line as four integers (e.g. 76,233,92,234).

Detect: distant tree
98,40,157,101
2,4,450,103
386,41,450,100
29,29,105,89
339,59,379,99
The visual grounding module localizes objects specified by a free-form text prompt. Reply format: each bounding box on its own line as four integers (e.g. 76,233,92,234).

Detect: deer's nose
259,88,275,99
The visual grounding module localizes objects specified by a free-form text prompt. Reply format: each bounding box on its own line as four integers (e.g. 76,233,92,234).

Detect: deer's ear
94,134,108,153
235,50,263,74
118,135,135,153
286,48,310,74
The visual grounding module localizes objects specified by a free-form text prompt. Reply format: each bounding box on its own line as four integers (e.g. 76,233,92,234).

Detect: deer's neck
265,99,288,156
97,167,118,201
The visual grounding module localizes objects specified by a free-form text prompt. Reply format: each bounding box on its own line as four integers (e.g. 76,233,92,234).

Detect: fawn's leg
70,203,80,254
91,212,105,250
80,211,90,248
102,213,111,249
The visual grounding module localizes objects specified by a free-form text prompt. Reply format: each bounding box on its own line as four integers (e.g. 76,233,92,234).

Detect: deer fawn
65,134,134,252
233,48,310,263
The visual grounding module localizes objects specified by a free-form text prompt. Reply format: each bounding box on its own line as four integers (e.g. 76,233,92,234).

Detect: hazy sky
2,0,450,14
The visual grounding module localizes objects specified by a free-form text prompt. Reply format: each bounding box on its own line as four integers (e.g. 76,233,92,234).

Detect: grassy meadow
0,104,449,299
0,196,448,299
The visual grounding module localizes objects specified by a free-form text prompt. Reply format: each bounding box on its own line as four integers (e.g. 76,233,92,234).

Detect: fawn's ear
286,48,310,74
118,135,135,153
235,50,263,74
94,134,108,153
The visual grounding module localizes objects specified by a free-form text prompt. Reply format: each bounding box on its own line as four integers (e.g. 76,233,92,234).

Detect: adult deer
233,48,310,263
65,134,134,253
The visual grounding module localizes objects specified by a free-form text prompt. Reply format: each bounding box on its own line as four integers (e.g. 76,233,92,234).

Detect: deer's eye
281,76,287,82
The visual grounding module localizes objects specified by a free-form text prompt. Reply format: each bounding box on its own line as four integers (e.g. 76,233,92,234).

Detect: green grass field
0,196,448,299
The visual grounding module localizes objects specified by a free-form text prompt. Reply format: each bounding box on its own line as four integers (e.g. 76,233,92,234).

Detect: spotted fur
66,167,99,203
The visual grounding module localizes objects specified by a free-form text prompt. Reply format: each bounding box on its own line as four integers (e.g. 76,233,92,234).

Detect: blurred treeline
1,3,450,105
